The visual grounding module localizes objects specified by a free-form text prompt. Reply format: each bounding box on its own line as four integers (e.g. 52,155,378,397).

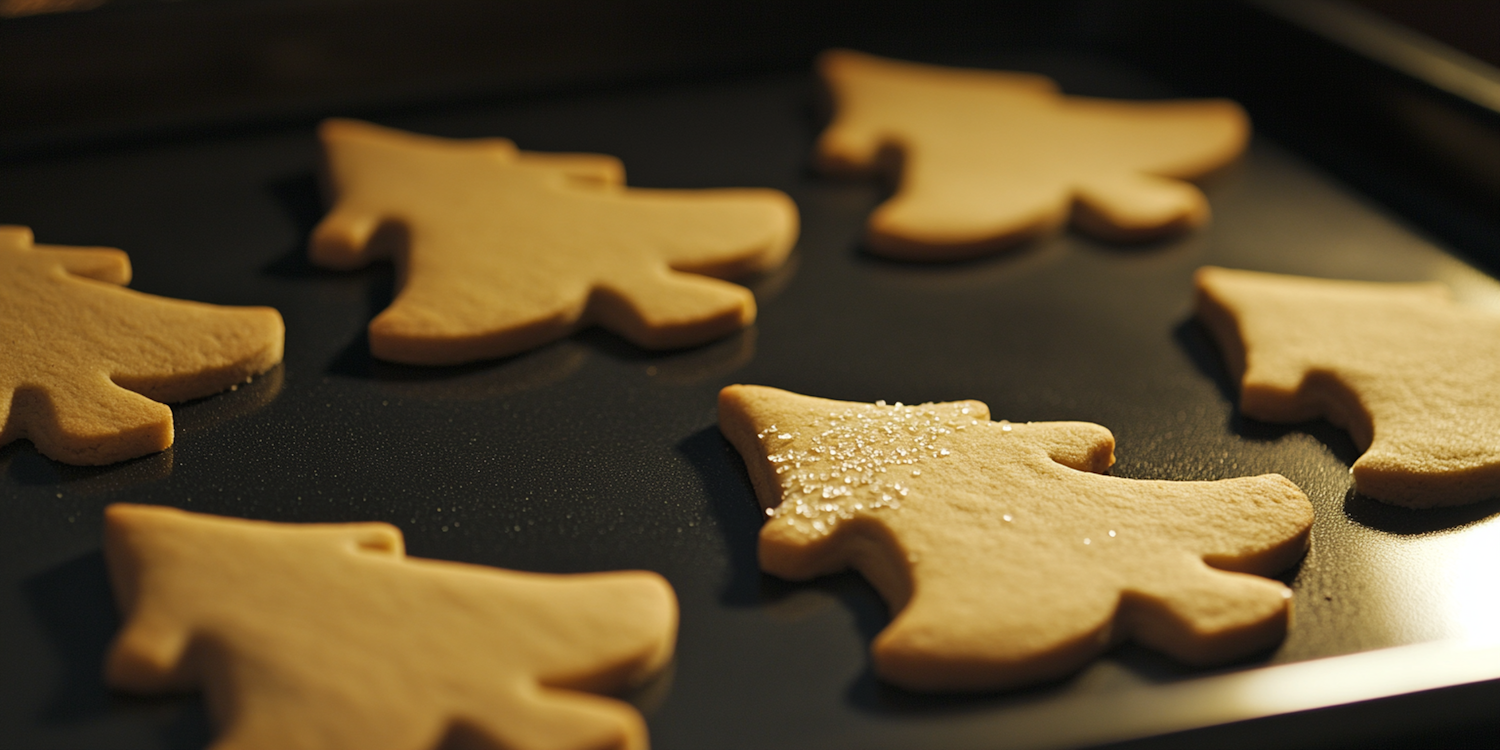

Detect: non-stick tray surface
3,18,1500,750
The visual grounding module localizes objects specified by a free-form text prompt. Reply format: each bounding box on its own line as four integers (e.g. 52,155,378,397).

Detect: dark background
2,1,1499,748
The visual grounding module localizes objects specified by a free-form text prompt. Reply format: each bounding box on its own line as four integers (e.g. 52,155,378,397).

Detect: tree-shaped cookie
816,49,1249,260
104,503,678,750
0,226,283,465
1197,265,1500,508
311,119,799,365
718,385,1311,691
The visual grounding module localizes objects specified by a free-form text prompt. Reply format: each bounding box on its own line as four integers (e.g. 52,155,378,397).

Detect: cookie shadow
24,550,118,724
1174,317,1362,465
579,326,759,385
317,254,556,392
843,668,1031,717
846,226,1076,297
1343,488,1500,535
828,174,1208,272
844,636,1259,718
1174,316,1238,406
739,250,801,305
262,172,344,281
675,426,764,607
0,366,280,492
843,657,1053,717
0,439,174,492
23,550,213,748
327,327,590,401
324,270,759,392
853,234,1055,268
3,442,133,486
679,425,973,717
327,315,755,396
677,425,867,609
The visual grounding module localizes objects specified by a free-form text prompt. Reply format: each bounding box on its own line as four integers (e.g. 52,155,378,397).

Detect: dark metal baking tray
3,1,1499,748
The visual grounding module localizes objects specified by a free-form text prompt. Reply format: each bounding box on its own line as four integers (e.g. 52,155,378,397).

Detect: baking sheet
2,44,1499,749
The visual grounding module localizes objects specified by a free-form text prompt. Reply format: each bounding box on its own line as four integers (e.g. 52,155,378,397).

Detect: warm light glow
1223,639,1500,717
1434,262,1500,312
0,0,105,18
1438,519,1500,646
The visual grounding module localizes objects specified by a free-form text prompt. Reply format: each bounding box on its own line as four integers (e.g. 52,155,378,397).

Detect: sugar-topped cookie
719,385,1311,691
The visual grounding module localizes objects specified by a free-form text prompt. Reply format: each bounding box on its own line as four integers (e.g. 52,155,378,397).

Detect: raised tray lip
1251,0,1500,116
1046,638,1500,748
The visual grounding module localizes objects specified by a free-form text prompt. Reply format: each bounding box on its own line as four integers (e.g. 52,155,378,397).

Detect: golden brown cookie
105,503,678,750
1196,265,1500,508
815,49,1249,260
311,119,799,365
0,226,283,465
719,385,1311,691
